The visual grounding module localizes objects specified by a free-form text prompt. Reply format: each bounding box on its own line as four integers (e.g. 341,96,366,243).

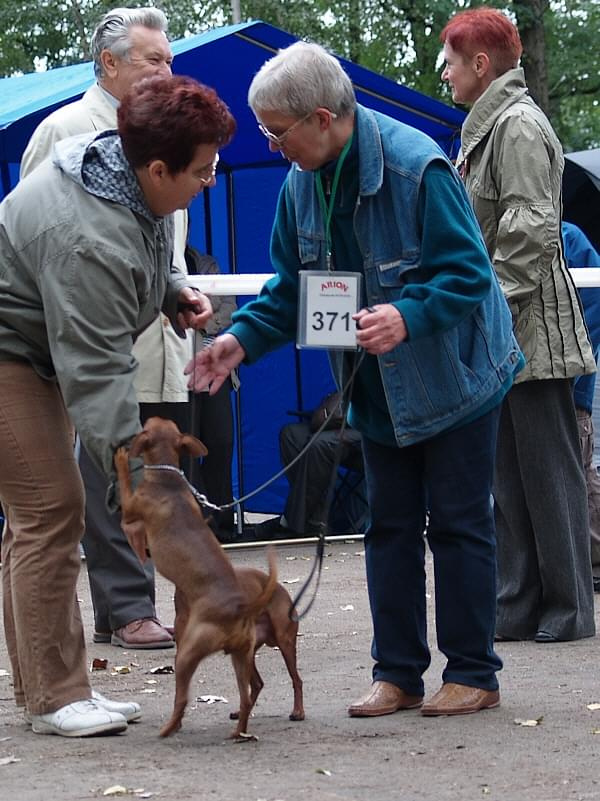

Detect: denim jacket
286,105,522,446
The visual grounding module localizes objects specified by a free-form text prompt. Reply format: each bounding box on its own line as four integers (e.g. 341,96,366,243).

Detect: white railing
188,269,600,295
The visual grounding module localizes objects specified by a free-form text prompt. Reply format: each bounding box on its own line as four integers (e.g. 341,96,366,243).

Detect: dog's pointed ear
179,434,208,458
128,430,152,459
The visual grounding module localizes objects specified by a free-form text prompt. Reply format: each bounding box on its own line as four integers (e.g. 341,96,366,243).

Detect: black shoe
494,634,518,642
534,630,558,643
251,516,290,540
593,576,600,593
216,527,257,544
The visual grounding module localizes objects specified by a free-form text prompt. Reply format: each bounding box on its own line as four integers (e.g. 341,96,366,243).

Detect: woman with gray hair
189,40,524,719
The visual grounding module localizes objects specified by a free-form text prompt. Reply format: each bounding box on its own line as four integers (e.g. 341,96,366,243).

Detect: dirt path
1,540,599,801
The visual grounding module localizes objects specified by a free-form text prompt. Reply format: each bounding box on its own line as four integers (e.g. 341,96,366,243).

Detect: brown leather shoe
348,681,423,717
111,618,174,650
421,682,500,716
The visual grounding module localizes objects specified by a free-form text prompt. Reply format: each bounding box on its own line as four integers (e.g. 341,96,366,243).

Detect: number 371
311,311,351,332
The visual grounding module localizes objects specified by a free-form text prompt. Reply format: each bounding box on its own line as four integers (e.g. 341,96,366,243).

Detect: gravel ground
1,538,599,801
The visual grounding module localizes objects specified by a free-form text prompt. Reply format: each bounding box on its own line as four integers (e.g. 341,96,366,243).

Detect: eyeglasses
198,153,220,186
258,112,315,147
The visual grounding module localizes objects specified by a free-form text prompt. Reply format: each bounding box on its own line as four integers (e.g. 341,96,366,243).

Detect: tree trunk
513,0,550,114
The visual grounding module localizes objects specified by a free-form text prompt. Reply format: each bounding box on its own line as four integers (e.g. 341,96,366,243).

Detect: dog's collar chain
143,464,221,511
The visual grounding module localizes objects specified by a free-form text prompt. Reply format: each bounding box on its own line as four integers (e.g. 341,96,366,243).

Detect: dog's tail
244,546,278,618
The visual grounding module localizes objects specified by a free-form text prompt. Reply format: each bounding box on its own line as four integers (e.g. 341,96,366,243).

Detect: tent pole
225,167,245,534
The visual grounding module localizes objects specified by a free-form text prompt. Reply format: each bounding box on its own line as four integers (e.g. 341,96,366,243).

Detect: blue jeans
362,406,502,697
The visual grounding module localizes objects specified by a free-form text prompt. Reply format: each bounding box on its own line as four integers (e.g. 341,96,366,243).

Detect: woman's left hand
177,287,213,330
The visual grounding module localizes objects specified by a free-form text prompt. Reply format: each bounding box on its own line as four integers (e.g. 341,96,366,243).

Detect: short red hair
118,74,236,174
440,7,522,75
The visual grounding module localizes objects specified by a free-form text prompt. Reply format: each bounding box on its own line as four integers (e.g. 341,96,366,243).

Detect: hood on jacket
52,129,157,222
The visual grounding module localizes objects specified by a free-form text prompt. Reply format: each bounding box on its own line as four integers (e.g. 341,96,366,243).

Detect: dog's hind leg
277,625,305,721
160,622,224,737
229,660,264,721
229,645,257,738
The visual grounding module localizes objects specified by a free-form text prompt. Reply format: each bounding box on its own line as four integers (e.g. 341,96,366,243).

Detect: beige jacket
21,82,192,402
457,69,594,383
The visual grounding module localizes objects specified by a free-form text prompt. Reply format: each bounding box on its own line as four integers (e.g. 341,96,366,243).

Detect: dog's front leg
114,447,149,564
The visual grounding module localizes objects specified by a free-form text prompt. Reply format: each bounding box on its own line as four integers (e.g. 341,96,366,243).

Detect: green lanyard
315,133,353,271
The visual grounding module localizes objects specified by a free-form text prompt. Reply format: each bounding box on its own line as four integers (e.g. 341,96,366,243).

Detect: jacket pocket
510,297,536,358
375,253,420,287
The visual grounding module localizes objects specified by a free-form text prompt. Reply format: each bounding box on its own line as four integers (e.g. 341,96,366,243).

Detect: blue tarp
0,21,465,513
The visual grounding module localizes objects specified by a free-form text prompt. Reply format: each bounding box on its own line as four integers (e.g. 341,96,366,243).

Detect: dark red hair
440,7,523,75
118,74,236,173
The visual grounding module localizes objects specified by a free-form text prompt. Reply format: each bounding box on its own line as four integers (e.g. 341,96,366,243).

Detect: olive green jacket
457,68,595,383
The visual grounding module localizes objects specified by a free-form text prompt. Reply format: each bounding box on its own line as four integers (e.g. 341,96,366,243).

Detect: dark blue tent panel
0,21,464,514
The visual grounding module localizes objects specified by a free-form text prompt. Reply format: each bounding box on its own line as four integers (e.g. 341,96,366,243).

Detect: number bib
297,271,362,350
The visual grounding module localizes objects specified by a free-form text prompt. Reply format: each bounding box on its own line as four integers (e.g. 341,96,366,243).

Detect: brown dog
115,416,286,739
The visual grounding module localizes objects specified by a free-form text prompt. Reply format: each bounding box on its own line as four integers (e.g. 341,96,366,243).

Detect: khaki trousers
0,362,90,714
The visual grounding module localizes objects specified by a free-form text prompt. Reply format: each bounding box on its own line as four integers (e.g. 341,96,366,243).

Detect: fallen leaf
282,578,300,585
514,717,543,727
0,756,20,766
149,665,174,675
139,688,156,694
198,694,228,704
103,786,128,796
316,768,332,776
592,728,600,734
0,669,10,677
91,658,108,671
111,666,131,675
587,703,600,711
145,679,158,685
340,604,354,611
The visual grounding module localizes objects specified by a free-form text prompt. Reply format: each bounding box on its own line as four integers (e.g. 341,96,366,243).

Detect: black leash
289,351,364,622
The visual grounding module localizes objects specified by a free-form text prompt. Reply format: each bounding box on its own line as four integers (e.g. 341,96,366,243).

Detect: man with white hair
21,7,190,650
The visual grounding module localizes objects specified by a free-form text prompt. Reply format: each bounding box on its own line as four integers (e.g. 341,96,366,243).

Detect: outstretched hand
184,332,246,395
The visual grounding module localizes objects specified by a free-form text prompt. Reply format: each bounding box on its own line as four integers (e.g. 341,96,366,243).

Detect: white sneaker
30,699,127,737
91,690,141,723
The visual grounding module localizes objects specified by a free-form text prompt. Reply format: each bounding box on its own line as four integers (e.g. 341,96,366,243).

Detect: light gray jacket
457,68,594,383
0,132,187,481
21,82,192,402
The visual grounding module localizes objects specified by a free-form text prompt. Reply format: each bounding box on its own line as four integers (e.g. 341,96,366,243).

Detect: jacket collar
460,68,529,158
355,104,384,196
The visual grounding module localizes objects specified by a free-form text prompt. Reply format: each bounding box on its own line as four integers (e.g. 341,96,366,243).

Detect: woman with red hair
0,74,234,737
441,8,595,643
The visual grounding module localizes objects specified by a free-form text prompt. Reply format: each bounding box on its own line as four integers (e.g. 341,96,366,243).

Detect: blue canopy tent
0,20,465,514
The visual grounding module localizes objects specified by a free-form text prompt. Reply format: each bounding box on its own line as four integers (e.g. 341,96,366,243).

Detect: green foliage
545,0,600,150
0,0,597,150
